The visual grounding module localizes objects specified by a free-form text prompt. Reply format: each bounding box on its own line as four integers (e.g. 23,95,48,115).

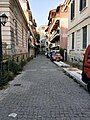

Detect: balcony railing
50,29,60,42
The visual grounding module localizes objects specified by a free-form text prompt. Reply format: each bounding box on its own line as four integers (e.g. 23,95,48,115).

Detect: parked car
82,44,90,92
50,50,63,62
46,51,51,58
55,52,63,62
45,52,47,56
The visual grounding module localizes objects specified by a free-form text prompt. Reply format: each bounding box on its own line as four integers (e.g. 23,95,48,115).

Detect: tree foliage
34,33,40,43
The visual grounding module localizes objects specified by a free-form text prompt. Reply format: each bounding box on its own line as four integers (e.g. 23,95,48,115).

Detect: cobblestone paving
0,55,90,120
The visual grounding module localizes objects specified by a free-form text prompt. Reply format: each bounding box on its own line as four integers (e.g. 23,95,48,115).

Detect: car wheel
87,81,90,93
82,73,88,84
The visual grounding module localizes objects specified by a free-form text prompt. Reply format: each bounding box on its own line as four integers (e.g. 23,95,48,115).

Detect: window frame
79,0,86,11
15,21,18,45
82,25,87,49
72,32,75,50
71,0,75,20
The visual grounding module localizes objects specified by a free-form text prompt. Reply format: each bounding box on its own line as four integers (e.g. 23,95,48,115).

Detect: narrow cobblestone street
0,55,90,120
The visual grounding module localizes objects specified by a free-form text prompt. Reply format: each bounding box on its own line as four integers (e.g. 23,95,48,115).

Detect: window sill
80,49,85,51
69,49,75,51
81,49,86,51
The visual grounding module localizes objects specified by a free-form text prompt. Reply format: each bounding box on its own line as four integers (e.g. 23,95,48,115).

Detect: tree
34,33,40,43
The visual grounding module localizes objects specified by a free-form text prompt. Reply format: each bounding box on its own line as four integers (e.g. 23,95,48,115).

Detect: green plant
59,48,64,56
4,71,14,81
0,71,14,87
0,59,28,89
0,72,13,87
0,77,7,87
27,56,33,62
20,60,27,68
8,60,21,74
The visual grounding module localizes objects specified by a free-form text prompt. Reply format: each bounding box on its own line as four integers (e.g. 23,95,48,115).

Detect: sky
29,0,65,28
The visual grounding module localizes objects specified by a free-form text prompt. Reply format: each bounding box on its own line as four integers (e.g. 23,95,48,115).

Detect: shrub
0,71,14,87
8,60,22,74
27,56,33,62
20,60,27,68
0,59,27,88
4,71,14,81
0,76,7,87
59,48,65,61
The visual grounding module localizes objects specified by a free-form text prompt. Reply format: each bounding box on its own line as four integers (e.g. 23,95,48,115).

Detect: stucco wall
68,0,90,62
0,0,29,61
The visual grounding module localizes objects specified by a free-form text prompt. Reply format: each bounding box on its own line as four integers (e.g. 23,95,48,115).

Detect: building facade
0,0,36,62
19,0,37,58
38,25,48,53
67,0,90,63
46,4,68,52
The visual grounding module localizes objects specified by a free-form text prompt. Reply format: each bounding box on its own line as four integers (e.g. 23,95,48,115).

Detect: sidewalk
54,61,87,90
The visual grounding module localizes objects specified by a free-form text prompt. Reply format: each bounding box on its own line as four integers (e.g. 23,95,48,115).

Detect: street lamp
0,13,8,73
0,13,8,26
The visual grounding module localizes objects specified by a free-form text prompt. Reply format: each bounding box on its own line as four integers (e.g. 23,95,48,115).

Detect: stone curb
54,61,88,91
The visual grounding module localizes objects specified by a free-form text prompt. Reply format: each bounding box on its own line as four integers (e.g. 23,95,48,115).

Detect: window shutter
80,0,86,11
71,3,73,20
83,0,86,8
83,26,87,49
72,32,74,49
71,0,75,20
80,0,82,11
72,0,75,18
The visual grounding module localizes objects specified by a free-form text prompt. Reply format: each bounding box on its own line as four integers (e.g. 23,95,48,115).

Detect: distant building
38,25,47,39
38,25,48,53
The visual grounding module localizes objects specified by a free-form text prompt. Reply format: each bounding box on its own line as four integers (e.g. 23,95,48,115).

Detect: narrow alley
0,55,90,120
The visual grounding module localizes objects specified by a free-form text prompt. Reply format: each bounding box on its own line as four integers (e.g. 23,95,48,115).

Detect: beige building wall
0,0,29,61
19,0,36,58
68,0,90,62
19,0,30,22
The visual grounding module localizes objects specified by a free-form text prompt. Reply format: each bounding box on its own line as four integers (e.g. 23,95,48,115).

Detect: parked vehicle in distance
50,50,63,62
46,51,51,58
50,51,56,61
82,44,90,92
45,52,47,56
55,52,63,62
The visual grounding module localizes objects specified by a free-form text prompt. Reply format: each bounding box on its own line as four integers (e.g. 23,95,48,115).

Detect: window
80,0,86,11
15,21,18,45
71,0,75,20
11,27,15,54
72,32,74,49
83,26,87,49
17,57,19,62
22,26,24,47
23,55,24,59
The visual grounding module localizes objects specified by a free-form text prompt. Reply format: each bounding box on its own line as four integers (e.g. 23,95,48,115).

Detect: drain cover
14,84,21,86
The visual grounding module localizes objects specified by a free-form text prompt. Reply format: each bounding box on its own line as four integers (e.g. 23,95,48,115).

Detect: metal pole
0,20,2,75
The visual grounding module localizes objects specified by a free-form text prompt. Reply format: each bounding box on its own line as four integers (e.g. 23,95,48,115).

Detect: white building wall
68,0,90,63
87,24,90,45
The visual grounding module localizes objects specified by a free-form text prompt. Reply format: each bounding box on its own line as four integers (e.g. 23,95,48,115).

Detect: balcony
49,18,59,32
50,29,60,43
